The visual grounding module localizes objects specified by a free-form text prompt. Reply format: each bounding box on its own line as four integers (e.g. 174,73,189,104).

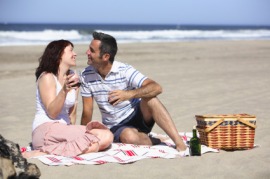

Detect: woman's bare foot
22,150,47,159
86,121,108,130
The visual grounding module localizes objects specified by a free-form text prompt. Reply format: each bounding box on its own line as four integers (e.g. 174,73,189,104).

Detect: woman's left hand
66,73,80,90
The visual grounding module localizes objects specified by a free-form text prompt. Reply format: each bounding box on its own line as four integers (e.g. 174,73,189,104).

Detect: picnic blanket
25,132,219,166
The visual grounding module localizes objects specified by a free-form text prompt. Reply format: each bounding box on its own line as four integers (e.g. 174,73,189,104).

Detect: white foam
1,29,270,46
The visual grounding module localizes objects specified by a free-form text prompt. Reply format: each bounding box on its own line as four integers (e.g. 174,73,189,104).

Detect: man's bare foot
149,133,171,142
178,147,190,157
176,145,187,152
148,133,172,145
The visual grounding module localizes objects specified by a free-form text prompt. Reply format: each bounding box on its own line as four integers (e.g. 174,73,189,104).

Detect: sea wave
0,29,88,46
1,29,270,46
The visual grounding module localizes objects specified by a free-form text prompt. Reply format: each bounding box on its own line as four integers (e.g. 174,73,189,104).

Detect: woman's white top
32,73,76,131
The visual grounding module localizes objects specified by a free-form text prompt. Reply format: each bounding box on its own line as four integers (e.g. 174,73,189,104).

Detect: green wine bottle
190,126,201,156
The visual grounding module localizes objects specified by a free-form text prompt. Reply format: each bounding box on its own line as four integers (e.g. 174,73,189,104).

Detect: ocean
1,23,270,46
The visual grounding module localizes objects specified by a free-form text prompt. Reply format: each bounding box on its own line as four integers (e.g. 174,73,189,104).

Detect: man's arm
81,96,94,125
108,78,162,105
131,78,162,99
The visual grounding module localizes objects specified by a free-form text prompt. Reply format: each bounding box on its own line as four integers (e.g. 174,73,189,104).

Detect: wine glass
69,69,81,87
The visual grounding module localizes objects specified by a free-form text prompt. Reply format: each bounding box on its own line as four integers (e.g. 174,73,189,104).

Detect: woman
25,40,113,158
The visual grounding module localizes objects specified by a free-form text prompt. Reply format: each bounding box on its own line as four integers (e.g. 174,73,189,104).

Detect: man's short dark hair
92,32,118,63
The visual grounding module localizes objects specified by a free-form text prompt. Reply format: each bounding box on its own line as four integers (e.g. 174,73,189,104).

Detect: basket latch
204,118,224,132
237,117,256,129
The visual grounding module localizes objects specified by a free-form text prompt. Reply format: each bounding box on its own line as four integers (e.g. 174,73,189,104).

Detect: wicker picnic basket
195,114,256,150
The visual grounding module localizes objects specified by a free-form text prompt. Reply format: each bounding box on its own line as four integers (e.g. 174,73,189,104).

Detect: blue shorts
110,104,155,142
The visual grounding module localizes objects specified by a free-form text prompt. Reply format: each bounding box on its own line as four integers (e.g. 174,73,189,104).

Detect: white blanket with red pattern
29,132,219,166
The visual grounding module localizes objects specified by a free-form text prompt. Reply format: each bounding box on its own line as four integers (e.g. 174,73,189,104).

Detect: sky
0,0,270,26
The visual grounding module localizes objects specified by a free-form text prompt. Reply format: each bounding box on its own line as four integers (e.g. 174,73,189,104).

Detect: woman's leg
86,121,114,151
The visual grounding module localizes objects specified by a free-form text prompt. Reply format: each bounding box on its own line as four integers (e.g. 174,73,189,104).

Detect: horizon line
1,22,270,27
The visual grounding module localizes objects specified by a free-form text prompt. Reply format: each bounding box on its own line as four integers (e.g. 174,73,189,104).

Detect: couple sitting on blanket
23,32,187,158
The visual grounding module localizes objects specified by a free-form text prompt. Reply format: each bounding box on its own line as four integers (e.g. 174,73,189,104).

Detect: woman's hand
63,73,80,92
86,121,108,130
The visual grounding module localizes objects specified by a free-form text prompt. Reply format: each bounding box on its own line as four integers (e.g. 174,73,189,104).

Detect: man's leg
118,105,159,145
120,128,152,145
140,97,187,151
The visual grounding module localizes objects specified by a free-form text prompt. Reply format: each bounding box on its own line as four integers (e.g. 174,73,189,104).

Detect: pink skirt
32,122,100,157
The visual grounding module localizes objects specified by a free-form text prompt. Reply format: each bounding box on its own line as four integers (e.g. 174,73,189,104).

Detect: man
80,32,187,152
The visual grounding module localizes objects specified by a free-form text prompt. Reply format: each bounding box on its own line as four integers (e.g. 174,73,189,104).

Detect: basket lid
195,113,256,118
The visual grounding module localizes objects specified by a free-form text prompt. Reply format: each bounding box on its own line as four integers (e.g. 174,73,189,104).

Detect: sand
1,40,270,178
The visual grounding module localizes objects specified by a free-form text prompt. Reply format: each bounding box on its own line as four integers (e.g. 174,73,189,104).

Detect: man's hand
107,79,162,106
108,90,132,105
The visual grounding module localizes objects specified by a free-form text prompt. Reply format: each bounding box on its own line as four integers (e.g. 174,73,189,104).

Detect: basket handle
237,117,256,129
204,118,225,132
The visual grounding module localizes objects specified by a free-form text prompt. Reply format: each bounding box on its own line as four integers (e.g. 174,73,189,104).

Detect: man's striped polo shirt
80,61,147,128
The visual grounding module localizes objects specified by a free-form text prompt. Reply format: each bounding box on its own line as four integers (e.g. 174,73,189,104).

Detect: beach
1,40,270,178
